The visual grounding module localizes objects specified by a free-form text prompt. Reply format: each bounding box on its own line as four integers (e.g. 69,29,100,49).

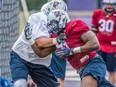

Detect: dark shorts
97,50,116,72
10,51,59,87
50,53,66,80
80,55,114,87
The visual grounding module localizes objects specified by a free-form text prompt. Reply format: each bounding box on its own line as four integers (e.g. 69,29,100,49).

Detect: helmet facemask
103,0,116,13
47,9,69,35
103,4,116,13
47,19,64,35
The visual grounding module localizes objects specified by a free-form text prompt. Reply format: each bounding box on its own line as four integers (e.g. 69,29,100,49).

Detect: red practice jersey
51,19,97,69
91,9,116,53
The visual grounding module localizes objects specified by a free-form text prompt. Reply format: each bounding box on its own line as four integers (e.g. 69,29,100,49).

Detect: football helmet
46,0,67,15
41,0,67,16
40,3,49,15
48,0,63,2
103,0,116,12
47,9,69,35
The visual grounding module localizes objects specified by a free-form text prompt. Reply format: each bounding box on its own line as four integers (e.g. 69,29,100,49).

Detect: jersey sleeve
91,10,99,27
65,19,90,42
66,19,89,37
27,13,49,39
74,20,89,36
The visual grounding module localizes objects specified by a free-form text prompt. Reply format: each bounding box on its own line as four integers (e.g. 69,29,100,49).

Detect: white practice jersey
12,12,52,66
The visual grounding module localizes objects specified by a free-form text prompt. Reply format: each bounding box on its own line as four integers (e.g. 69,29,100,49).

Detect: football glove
56,33,66,43
55,48,74,59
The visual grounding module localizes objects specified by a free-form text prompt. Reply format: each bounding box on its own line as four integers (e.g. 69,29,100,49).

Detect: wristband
53,38,58,45
73,47,81,53
28,38,35,45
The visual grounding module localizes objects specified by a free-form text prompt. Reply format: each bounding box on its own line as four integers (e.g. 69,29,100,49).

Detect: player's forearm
35,38,55,48
31,42,55,58
80,39,99,53
72,41,99,54
73,31,99,54
35,33,66,48
40,46,55,57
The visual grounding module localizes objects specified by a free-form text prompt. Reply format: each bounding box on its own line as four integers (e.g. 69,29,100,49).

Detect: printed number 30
99,19,114,33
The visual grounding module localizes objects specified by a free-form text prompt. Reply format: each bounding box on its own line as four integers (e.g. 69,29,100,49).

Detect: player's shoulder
28,12,47,23
71,19,87,27
93,9,104,15
66,19,89,32
66,19,87,29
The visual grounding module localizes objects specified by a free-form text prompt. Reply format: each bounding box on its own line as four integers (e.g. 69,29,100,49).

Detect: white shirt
12,12,52,66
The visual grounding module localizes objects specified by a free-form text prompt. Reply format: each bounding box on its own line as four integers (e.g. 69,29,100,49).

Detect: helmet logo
53,2,60,8
54,11,65,17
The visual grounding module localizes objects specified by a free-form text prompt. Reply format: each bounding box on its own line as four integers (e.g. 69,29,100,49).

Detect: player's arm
91,10,98,35
32,33,66,57
79,30,99,52
55,31,99,58
24,22,55,58
35,37,55,47
91,25,98,35
31,42,55,58
35,33,66,48
72,31,99,53
31,33,66,57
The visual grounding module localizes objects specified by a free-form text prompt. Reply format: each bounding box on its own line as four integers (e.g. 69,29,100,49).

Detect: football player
91,0,116,85
10,0,67,87
22,0,67,87
25,9,115,87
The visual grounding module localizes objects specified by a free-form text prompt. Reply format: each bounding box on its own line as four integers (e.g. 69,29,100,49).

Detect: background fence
0,0,19,80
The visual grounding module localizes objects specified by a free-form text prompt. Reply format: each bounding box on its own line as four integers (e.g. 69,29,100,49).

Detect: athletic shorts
10,51,59,87
97,50,116,72
50,53,66,80
80,55,114,87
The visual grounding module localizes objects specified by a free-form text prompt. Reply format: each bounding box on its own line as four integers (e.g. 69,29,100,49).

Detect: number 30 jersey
91,9,116,53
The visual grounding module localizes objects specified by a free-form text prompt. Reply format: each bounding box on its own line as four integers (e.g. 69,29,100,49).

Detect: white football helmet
40,3,48,15
103,0,116,12
41,0,67,16
47,9,69,35
46,0,67,15
103,0,116,4
48,0,63,2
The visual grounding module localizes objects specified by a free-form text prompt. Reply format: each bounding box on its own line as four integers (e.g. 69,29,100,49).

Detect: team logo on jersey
111,41,116,45
80,55,89,63
113,14,116,16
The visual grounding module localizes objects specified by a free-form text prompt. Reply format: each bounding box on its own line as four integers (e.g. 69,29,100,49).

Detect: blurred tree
26,0,47,11
97,0,102,9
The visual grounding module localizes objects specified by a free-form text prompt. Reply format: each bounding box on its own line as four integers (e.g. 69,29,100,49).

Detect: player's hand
55,48,74,59
27,79,37,87
24,22,33,40
56,33,66,43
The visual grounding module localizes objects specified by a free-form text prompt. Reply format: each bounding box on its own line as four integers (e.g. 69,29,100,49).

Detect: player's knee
81,75,98,87
14,79,27,87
